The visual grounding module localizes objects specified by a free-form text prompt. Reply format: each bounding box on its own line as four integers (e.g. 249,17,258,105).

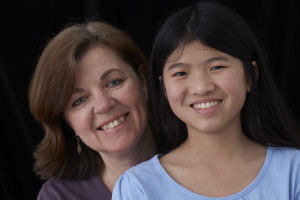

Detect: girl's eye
106,79,123,88
174,72,187,77
210,66,224,71
72,97,87,107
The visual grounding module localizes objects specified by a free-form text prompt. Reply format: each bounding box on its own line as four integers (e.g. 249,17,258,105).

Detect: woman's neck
99,125,156,192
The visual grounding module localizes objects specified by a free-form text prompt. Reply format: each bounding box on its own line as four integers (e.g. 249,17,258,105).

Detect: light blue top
112,147,300,200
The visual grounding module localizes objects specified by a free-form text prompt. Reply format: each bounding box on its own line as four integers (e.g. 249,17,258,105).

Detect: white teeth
200,103,206,109
114,120,120,126
100,115,126,130
102,125,107,130
109,122,115,128
193,100,220,109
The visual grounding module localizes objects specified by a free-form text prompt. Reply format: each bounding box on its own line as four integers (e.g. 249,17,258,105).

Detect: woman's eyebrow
72,88,85,95
100,68,122,80
71,69,124,95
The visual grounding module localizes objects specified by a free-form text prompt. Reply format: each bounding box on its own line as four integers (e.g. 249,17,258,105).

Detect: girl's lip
190,98,222,107
190,99,223,115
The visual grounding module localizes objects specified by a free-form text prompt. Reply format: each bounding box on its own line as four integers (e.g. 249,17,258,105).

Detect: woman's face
63,46,149,156
162,40,250,135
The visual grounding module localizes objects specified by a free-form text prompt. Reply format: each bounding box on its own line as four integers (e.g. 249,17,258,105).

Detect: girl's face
63,46,149,156
162,40,251,135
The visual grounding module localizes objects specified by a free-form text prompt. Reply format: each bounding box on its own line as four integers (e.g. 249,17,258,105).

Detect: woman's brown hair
29,21,150,180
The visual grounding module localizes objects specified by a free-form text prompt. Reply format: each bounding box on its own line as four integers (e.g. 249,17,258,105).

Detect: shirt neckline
153,146,271,200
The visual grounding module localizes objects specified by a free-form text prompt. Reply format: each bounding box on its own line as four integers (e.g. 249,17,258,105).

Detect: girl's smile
190,99,223,116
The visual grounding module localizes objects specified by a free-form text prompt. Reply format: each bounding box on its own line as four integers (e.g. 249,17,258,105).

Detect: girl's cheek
165,84,183,103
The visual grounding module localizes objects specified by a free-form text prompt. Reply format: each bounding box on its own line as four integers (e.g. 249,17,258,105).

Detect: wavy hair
29,21,151,179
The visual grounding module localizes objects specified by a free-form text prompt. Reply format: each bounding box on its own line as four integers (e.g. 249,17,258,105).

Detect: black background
1,0,299,199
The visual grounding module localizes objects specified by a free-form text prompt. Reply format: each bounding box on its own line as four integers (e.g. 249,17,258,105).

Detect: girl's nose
188,73,215,95
93,92,115,114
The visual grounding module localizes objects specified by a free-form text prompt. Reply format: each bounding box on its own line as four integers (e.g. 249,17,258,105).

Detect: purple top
37,175,111,200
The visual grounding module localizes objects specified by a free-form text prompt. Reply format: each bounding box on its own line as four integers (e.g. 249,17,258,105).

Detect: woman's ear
138,65,148,101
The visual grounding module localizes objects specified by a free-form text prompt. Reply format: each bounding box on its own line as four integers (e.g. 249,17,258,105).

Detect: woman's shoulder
37,175,111,200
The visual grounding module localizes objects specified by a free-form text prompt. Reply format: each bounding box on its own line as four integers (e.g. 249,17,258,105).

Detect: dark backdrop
1,0,299,199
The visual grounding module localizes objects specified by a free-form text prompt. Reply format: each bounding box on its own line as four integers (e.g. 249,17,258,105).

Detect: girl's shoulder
268,146,300,168
124,154,162,177
269,146,300,159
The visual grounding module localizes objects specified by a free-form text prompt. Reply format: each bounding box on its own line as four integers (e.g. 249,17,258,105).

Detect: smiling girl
112,2,300,199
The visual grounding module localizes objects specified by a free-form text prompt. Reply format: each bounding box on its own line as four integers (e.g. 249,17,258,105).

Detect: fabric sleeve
112,174,144,200
295,164,300,200
36,182,60,200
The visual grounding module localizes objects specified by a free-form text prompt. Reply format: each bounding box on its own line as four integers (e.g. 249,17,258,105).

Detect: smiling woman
28,21,157,200
63,45,150,155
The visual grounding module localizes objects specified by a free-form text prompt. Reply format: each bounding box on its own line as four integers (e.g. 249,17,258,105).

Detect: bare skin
100,125,156,192
160,131,267,197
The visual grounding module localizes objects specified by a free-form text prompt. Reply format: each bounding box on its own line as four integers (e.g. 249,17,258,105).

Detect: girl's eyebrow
166,62,190,72
204,56,229,64
166,56,229,72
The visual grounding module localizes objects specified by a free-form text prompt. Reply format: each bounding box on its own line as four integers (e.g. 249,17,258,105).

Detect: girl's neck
170,127,265,164
160,130,267,197
99,125,156,192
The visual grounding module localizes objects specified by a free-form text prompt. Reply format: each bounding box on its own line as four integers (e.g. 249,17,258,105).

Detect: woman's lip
97,112,129,131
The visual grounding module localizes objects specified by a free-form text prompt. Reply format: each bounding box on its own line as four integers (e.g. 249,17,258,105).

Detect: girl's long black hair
150,1,300,153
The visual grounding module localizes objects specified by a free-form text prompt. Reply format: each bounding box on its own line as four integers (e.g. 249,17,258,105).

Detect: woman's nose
93,92,115,114
188,73,215,95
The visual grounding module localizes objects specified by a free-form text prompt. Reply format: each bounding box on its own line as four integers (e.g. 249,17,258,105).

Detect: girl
112,1,300,199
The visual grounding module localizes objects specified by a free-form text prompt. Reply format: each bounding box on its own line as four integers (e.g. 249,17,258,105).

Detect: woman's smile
63,45,149,153
99,114,126,131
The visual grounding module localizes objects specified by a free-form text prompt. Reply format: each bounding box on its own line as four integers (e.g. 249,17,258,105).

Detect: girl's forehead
165,40,223,65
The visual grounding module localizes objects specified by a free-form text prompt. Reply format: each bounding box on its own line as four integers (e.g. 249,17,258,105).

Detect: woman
29,21,157,200
112,1,300,199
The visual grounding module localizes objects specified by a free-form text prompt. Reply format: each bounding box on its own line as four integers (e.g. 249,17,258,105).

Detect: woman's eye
72,97,87,107
106,79,123,88
210,66,224,71
174,72,187,77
